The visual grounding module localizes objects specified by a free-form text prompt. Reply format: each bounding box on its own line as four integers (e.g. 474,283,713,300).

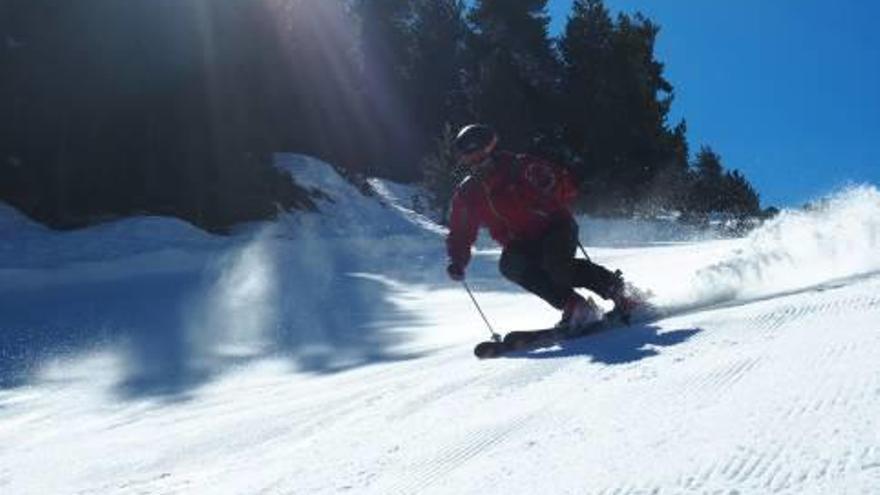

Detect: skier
445,124,639,332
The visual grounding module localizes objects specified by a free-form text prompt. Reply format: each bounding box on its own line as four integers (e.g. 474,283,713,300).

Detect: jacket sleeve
445,185,480,269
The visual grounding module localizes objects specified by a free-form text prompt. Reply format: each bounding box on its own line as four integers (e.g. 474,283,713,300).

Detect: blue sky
548,0,880,208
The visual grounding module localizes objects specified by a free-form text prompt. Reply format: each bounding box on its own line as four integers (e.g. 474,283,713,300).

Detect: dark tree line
418,0,764,222
0,0,764,232
0,0,326,231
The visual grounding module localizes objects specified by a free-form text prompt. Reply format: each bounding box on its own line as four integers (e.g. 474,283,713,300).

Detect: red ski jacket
446,151,578,269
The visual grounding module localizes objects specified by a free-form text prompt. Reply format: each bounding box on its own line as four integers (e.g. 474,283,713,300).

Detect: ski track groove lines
592,291,880,493
860,446,880,478
378,361,589,494
680,355,765,404
285,390,384,441
744,339,878,491
276,363,453,446
739,292,880,334
286,354,499,438
77,471,188,495
776,339,877,424
386,413,537,495
750,352,875,487
485,358,573,389
388,355,573,420
388,375,485,420
8,272,880,493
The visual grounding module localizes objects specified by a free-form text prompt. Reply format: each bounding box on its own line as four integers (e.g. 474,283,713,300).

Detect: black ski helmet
454,124,497,155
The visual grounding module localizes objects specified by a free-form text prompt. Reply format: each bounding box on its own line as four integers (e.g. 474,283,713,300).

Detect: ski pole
577,240,591,262
461,280,502,342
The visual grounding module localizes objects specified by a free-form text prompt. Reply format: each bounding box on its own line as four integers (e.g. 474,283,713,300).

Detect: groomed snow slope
2,155,880,494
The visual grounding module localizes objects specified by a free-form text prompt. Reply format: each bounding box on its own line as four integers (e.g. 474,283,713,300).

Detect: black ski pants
499,219,619,310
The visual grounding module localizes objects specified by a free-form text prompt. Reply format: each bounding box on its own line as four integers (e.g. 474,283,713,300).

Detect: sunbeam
263,0,415,166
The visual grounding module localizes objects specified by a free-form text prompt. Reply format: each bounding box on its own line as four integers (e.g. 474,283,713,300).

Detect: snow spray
689,185,880,305
188,228,281,359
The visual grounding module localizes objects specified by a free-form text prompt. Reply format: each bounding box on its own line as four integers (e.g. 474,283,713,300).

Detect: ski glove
447,262,465,281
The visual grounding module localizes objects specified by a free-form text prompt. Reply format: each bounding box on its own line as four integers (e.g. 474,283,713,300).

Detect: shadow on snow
503,324,702,364
0,236,434,401
0,228,697,400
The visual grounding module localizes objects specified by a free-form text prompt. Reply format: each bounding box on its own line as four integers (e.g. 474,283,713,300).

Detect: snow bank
274,154,438,239
0,154,438,292
0,203,47,236
0,206,221,293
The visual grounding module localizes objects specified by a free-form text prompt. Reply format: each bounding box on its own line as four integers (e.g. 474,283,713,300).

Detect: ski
471,289,766,359
473,319,612,359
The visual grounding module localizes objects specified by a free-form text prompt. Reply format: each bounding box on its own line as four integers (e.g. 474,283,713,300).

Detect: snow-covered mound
0,202,47,236
274,154,440,238
0,205,217,270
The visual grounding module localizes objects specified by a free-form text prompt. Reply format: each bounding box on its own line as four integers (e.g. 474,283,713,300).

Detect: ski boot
605,270,640,325
556,293,603,336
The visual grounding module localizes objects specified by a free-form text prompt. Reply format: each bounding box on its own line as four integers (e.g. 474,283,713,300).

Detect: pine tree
559,0,684,214
723,169,761,217
688,146,725,215
466,0,560,152
558,0,615,206
559,0,614,151
409,0,471,148
353,0,422,180
686,146,760,223
0,0,314,231
1,0,767,231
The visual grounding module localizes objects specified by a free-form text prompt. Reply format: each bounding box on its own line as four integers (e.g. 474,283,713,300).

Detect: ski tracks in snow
375,359,582,494
5,276,880,494
310,349,610,494
342,278,880,494
586,278,880,494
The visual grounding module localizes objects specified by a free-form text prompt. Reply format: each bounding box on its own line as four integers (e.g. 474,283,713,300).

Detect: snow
2,154,880,494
